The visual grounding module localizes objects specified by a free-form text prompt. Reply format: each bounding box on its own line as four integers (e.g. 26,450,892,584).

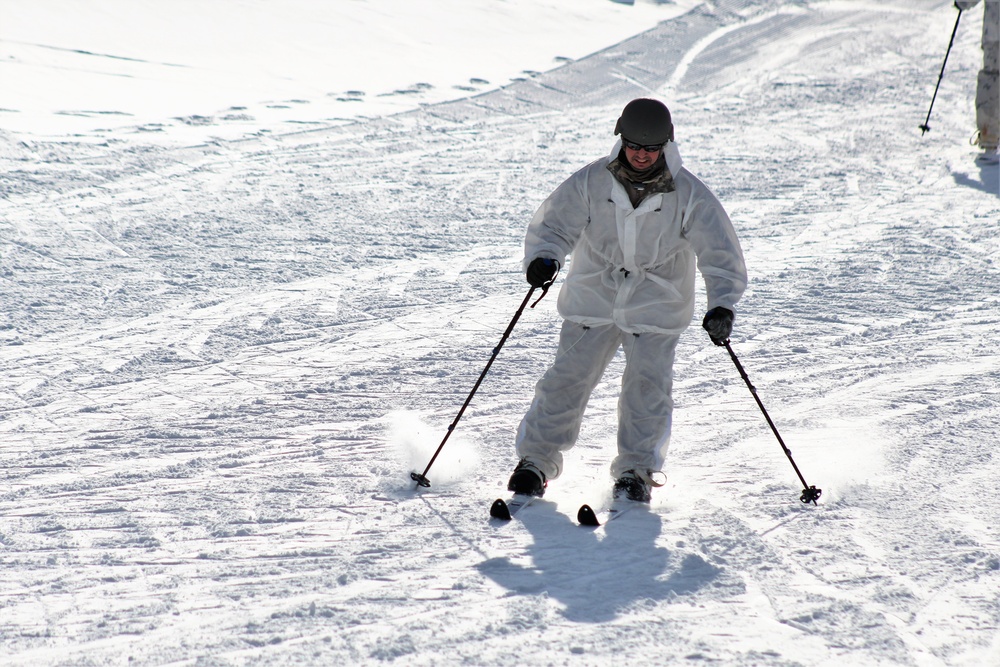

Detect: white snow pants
515,321,679,481
975,0,999,148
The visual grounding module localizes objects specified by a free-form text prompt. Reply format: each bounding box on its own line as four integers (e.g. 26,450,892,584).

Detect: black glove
526,257,559,287
702,307,734,346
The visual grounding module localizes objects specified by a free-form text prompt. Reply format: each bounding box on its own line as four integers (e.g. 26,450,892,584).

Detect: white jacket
524,141,747,334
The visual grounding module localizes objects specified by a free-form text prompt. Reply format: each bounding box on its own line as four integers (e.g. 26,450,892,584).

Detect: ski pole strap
530,284,550,308
530,268,560,308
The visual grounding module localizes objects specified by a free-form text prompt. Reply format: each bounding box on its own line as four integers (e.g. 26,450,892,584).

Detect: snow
1,0,999,665
0,0,699,142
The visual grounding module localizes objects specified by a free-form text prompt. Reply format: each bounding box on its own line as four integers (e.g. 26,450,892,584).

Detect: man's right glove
955,1,979,10
526,257,559,287
702,307,734,346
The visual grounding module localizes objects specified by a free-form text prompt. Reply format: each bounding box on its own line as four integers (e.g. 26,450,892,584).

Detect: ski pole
919,6,963,135
722,340,822,505
411,283,550,488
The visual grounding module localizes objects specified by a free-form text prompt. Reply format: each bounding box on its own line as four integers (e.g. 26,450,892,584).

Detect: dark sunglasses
622,139,664,152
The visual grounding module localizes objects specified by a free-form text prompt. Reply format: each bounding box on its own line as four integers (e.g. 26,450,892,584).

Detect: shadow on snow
952,161,999,195
476,501,721,623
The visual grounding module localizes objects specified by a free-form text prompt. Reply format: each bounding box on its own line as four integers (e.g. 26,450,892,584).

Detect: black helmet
614,98,674,145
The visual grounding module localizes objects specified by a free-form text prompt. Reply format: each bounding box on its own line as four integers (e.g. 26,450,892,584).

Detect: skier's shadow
953,162,999,196
476,500,721,623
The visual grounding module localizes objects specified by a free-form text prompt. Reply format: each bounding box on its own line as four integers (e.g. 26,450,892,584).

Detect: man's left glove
702,307,734,346
526,257,559,287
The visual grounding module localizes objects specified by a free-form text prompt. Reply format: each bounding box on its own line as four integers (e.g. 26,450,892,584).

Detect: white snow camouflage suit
516,140,748,482
957,0,999,150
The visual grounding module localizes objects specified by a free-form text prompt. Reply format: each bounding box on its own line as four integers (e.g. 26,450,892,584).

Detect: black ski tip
490,498,513,521
577,504,600,526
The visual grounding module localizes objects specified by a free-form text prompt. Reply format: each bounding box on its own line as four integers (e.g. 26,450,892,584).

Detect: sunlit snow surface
1,0,1000,665
0,0,697,142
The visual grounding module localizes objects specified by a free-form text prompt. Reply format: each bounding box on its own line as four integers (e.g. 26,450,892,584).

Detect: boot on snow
613,470,652,503
507,459,547,497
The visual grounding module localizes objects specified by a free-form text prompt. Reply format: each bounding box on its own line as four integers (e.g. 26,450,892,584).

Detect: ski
489,494,538,521
577,502,638,527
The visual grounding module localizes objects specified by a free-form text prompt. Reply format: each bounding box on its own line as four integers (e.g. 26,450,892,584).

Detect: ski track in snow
2,0,1000,665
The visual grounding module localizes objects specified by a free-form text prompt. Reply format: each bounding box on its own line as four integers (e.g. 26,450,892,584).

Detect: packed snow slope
2,0,1000,665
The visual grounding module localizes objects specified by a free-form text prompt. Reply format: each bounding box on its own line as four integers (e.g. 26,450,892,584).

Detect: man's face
622,138,663,171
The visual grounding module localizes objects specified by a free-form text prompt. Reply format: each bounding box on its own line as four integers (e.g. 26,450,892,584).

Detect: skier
955,0,999,164
508,98,747,503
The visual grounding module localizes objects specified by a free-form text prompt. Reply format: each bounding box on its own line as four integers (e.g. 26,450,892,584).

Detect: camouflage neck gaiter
607,149,675,209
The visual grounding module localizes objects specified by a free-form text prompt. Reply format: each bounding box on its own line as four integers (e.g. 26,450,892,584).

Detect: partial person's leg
611,331,680,480
515,322,621,480
974,1,999,153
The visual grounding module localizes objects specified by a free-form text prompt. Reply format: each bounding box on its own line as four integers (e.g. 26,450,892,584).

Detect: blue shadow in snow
476,501,721,623
953,161,999,197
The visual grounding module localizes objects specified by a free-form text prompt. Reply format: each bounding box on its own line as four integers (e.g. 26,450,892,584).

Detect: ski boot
507,459,547,497
613,470,651,503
